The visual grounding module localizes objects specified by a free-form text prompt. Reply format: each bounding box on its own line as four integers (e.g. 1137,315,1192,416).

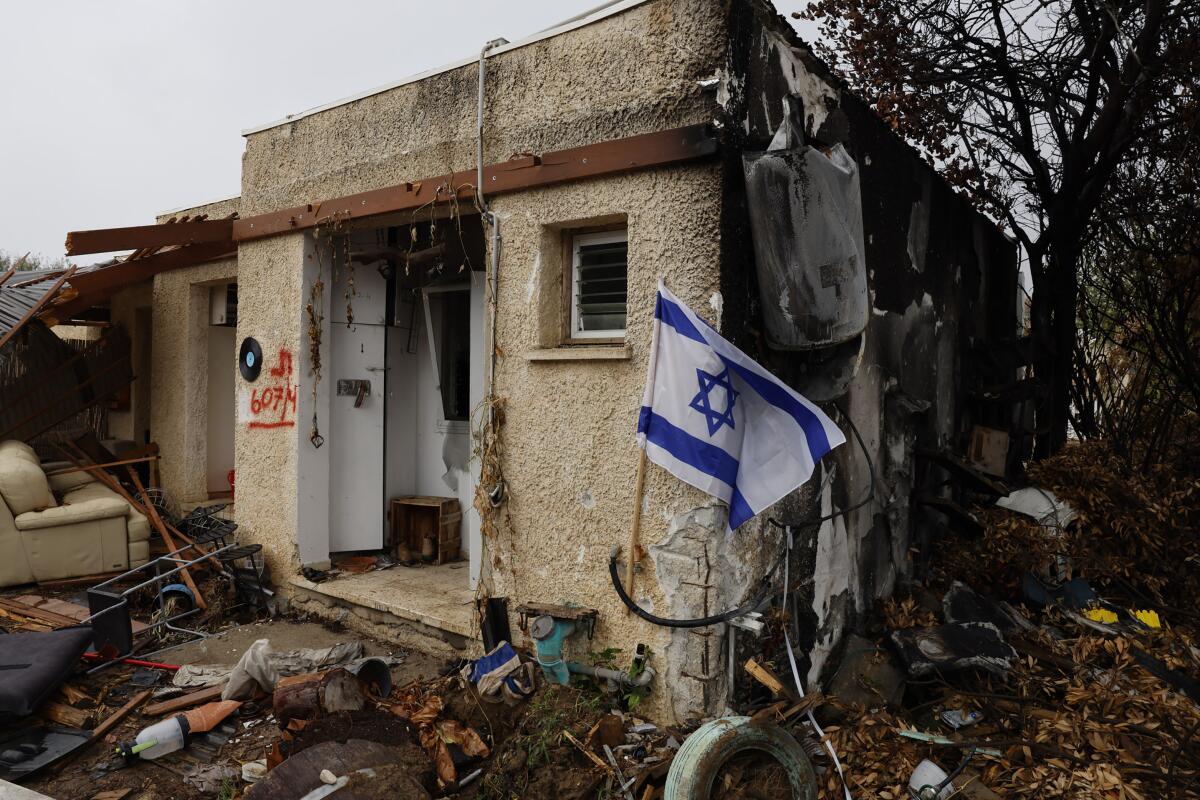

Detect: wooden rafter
65,218,234,256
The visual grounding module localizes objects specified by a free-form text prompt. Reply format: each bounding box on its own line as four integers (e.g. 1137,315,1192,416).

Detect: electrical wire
607,542,785,628
767,405,877,531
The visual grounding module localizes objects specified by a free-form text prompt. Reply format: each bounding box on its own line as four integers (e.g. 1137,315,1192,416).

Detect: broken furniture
0,726,91,783
0,439,150,588
0,627,95,717
389,496,461,564
85,538,240,667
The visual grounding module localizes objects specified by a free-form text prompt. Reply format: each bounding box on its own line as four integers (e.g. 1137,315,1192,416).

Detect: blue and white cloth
636,282,845,533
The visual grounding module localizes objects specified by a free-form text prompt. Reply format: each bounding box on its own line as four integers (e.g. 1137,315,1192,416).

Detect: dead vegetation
823,437,1200,799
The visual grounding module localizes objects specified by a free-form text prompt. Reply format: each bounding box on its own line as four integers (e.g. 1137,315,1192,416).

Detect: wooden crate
389,496,462,564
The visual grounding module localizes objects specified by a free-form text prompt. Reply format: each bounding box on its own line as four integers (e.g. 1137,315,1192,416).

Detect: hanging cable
767,405,877,530
608,539,786,628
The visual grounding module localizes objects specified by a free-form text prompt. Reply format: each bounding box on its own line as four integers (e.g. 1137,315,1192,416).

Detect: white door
328,257,389,552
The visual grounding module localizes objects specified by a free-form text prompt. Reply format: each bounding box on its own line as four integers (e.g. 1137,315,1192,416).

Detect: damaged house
27,0,1019,723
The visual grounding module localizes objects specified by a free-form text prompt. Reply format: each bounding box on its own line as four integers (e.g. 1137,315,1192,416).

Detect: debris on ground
818,439,1200,799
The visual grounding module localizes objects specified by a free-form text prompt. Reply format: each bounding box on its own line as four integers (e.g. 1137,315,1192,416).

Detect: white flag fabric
636,282,845,533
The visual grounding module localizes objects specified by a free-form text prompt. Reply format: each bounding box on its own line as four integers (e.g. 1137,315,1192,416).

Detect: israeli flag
637,282,845,532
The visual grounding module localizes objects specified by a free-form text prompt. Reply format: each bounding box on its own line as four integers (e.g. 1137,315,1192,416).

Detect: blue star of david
690,366,739,436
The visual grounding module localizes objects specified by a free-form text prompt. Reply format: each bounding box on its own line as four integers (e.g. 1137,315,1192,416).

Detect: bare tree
800,0,1197,456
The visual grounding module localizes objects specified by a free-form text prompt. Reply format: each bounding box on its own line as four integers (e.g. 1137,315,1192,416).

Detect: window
421,287,471,427
570,229,628,339
437,291,471,422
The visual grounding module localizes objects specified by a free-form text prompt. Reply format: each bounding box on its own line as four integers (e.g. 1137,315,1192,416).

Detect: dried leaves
830,440,1200,798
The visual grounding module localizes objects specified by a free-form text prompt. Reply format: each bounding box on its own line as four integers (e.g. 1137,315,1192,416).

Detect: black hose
608,545,784,628
937,746,976,793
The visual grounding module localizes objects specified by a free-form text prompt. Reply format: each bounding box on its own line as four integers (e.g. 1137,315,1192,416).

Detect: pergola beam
41,242,235,325
65,220,235,256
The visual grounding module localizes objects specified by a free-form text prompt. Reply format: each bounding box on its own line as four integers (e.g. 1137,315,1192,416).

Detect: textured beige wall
231,234,308,582
240,0,723,214
149,257,238,503
487,164,725,719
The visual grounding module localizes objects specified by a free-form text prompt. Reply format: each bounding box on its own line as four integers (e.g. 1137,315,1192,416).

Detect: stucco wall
226,0,732,721
487,163,726,720
138,197,242,506
239,0,723,215
149,256,238,504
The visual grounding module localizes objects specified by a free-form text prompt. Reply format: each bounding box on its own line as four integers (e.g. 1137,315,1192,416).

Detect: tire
664,715,818,800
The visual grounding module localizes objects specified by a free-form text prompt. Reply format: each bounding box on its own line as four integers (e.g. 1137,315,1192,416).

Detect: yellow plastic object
1134,609,1162,629
1084,607,1118,624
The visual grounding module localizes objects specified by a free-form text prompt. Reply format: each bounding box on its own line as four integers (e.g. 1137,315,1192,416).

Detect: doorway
206,283,236,497
324,219,485,590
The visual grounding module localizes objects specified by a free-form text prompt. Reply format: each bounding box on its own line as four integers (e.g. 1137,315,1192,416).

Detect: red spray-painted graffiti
247,348,298,430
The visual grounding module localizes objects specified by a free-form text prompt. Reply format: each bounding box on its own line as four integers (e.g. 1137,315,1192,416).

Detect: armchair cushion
0,440,39,464
0,456,56,515
14,495,129,531
48,469,97,494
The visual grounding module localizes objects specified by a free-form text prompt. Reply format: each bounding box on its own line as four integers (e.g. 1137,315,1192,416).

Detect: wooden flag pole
625,448,649,613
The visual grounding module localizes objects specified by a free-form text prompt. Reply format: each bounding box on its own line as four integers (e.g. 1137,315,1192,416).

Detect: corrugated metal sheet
0,274,62,340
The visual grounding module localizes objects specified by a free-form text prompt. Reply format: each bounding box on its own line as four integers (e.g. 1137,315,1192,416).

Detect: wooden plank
743,658,792,698
232,124,717,242
42,241,235,325
45,454,159,477
143,684,226,717
90,689,153,740
0,598,81,628
66,220,234,256
40,700,95,730
56,684,93,706
37,570,126,590
125,468,207,610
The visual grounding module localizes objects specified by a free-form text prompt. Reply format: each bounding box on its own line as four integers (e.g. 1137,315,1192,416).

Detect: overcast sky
0,1,815,265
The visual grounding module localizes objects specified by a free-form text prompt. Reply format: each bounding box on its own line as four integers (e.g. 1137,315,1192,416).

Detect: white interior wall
205,325,236,494
389,285,477,564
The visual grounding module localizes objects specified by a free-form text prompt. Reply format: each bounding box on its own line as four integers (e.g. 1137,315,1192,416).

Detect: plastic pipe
568,661,656,689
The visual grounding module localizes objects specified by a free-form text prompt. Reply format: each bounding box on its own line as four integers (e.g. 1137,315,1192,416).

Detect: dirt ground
18,617,449,800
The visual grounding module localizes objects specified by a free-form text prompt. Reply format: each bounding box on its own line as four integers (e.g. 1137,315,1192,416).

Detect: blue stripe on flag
654,292,834,462
638,407,756,531
654,293,707,345
638,407,739,487
728,490,755,530
718,358,833,460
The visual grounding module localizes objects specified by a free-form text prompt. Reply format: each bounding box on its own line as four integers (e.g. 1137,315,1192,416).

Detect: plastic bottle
121,716,189,760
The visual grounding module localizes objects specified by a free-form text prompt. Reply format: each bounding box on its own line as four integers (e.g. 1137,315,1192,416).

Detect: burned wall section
715,1,1018,694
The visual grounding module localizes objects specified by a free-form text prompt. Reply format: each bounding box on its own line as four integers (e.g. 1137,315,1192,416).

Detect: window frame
420,284,472,434
568,228,629,342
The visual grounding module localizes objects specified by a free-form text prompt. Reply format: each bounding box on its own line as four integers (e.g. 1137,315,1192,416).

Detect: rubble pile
817,440,1200,799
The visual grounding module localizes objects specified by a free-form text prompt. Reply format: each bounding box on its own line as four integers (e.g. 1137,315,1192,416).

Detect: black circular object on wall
239,337,263,382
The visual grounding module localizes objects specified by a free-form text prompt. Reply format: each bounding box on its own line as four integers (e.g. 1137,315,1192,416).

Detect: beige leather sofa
0,440,150,587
